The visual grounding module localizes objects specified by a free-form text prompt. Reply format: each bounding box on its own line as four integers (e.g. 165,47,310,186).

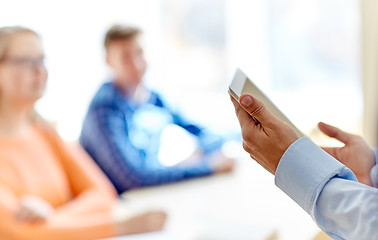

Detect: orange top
0,120,117,240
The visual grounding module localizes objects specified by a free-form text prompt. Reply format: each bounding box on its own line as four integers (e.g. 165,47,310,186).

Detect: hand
318,122,375,186
208,150,235,174
175,150,205,168
16,195,54,223
115,211,167,236
231,94,298,174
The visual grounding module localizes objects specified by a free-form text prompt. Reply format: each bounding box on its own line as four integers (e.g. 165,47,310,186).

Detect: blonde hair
0,26,38,61
0,26,43,124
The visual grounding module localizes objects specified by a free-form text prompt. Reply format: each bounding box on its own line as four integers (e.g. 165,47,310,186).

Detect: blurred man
80,25,234,194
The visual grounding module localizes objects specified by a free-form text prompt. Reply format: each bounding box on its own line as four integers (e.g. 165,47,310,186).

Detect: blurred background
0,0,368,143
1,0,377,239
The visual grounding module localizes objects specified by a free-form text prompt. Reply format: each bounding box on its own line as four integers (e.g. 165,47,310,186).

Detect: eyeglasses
0,56,45,70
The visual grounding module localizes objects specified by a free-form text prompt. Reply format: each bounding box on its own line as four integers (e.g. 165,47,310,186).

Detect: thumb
239,94,277,127
318,122,351,144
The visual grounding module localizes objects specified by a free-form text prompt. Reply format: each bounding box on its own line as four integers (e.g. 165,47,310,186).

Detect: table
108,153,324,240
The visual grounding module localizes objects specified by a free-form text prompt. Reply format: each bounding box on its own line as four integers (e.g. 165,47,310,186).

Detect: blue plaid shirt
80,82,223,193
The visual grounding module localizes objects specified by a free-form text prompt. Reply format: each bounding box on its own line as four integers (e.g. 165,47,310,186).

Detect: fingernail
241,95,253,107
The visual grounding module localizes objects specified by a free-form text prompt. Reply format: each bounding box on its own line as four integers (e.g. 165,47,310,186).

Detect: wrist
359,175,373,187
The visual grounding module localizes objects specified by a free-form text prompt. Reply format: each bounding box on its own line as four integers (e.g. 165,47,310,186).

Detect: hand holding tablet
229,68,300,174
229,68,304,138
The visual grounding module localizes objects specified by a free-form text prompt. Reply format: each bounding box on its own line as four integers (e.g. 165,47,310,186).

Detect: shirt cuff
373,148,378,165
275,137,357,214
371,148,378,188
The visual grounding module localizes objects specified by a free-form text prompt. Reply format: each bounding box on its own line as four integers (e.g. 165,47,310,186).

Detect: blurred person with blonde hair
0,26,166,240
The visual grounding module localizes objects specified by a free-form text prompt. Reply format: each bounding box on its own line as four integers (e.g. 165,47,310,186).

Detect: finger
16,207,32,222
318,122,351,144
26,211,41,223
16,206,26,221
23,208,38,222
242,140,252,154
231,95,267,144
239,94,277,127
230,95,255,128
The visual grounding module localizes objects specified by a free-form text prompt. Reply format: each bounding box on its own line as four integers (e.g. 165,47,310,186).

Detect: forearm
275,138,357,213
275,137,378,239
0,203,116,240
55,189,115,217
137,163,213,187
197,131,224,154
86,146,212,192
314,178,378,239
139,161,209,187
83,128,212,192
168,101,224,154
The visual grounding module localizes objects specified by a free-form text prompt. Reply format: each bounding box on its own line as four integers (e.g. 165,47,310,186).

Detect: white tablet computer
229,68,305,138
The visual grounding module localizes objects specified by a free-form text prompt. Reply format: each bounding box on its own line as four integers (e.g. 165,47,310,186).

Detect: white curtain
361,0,378,147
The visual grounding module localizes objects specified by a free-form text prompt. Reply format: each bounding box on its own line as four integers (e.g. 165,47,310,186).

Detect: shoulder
32,117,66,151
89,82,122,109
85,82,128,119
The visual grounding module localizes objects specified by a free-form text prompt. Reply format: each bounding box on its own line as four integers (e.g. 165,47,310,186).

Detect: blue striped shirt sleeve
152,93,224,154
80,104,212,194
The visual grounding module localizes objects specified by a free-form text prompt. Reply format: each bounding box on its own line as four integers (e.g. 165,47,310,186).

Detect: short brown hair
104,25,141,50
